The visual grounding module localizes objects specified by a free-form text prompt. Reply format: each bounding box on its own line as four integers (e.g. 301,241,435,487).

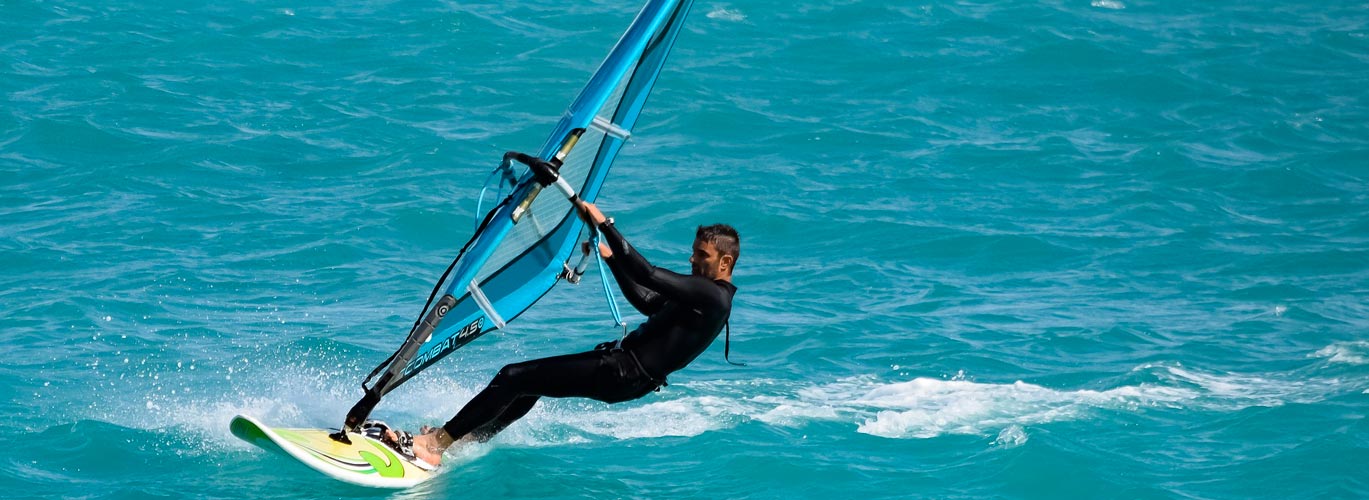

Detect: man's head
691,224,740,281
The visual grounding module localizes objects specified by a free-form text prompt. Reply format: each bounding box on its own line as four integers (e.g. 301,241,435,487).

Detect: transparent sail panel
473,62,641,286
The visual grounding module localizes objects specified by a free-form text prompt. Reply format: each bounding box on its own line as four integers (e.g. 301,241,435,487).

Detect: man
405,198,739,465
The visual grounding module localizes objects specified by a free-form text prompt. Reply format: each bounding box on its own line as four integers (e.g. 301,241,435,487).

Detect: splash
992,424,1028,448
81,338,452,453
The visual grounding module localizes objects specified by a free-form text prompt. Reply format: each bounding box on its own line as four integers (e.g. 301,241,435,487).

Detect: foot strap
361,420,416,459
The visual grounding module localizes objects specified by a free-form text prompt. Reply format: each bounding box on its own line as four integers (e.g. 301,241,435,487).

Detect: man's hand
581,240,612,259
572,199,612,258
573,198,608,226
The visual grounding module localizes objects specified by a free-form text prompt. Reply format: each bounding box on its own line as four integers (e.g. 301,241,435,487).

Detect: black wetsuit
441,221,737,441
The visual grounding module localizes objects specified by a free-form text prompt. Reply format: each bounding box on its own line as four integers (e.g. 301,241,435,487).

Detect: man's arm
574,199,720,307
575,201,664,315
596,222,719,305
600,242,666,315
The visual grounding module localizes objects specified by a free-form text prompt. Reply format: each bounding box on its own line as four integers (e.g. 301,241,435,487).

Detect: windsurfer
404,199,739,465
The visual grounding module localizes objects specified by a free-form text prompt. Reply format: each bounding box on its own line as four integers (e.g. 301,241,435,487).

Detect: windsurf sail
335,0,695,436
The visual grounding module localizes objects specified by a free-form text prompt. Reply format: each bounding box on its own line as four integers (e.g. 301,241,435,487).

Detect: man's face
690,238,729,279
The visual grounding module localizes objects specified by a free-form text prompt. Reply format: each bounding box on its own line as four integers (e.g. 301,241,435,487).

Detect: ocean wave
1311,341,1369,365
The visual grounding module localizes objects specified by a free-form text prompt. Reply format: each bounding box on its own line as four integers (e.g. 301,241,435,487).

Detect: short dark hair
696,224,740,264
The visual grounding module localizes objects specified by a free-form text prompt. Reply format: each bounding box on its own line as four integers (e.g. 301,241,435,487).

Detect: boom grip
504,150,578,200
504,151,559,186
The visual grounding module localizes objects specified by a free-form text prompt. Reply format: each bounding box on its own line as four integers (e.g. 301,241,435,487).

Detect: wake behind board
230,414,436,489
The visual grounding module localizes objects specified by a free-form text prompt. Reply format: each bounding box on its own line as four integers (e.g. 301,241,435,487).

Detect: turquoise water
4,0,1368,498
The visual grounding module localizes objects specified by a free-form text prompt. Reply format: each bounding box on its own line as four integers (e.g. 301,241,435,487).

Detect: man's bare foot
411,428,456,467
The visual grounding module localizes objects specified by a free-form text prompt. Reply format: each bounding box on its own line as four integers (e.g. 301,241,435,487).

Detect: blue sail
347,0,695,418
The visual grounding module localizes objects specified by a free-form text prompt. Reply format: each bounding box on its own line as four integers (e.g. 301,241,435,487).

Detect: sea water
2,1,1367,498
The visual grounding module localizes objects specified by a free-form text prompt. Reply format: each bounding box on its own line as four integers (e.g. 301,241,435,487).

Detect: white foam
1312,341,1369,365
706,7,746,22
1159,364,1342,408
747,363,1358,440
752,394,842,426
538,396,733,442
849,377,1154,438
1091,0,1125,9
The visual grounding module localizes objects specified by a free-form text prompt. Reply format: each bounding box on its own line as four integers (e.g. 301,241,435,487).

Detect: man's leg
469,395,539,442
442,350,608,440
412,391,547,465
412,349,649,465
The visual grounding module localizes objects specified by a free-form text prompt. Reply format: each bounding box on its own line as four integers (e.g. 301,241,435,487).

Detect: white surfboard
230,414,436,489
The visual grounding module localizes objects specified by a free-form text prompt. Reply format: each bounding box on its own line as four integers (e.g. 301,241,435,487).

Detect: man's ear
720,254,735,272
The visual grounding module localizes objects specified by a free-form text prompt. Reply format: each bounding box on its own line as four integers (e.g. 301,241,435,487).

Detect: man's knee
490,361,534,387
